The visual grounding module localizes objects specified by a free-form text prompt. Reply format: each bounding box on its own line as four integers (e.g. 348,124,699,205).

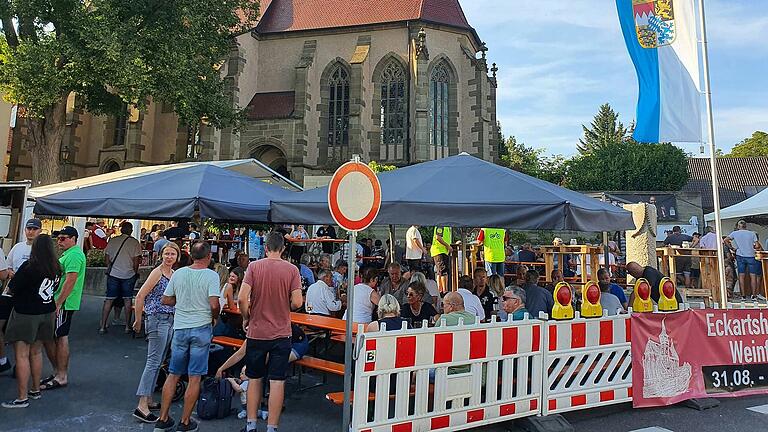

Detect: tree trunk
24,99,67,186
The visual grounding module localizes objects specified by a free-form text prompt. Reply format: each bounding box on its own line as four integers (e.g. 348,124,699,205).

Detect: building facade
6,0,500,185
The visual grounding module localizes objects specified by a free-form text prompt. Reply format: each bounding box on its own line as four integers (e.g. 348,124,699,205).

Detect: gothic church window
327,64,350,149
380,60,407,147
429,62,450,148
112,106,129,147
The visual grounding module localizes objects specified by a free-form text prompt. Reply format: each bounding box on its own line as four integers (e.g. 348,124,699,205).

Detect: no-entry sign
328,160,381,232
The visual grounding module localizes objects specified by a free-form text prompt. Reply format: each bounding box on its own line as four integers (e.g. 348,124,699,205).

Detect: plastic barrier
541,313,632,416
352,317,544,432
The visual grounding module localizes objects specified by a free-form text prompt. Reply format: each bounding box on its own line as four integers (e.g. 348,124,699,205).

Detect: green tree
368,161,397,173
727,131,768,157
565,141,689,191
0,0,260,185
499,135,567,184
577,103,628,154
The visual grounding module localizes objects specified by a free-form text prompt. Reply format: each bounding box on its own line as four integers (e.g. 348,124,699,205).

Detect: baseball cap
25,218,42,229
53,226,79,238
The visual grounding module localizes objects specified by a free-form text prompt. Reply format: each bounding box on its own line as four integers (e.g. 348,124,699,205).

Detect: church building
7,0,500,186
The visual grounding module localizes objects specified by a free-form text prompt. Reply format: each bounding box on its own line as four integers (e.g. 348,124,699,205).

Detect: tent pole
602,193,611,276
388,225,395,265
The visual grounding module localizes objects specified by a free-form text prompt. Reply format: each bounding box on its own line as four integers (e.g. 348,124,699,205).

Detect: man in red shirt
238,232,303,432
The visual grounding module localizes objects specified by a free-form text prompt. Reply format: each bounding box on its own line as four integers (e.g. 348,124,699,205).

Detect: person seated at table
332,260,348,291
400,282,438,328
379,263,409,305
523,270,554,319
517,243,537,264
298,253,316,290
599,281,625,316
305,270,343,316
501,286,529,321
318,254,332,272
545,269,564,292
456,275,485,321
435,292,476,327
473,267,496,321
409,272,438,305
487,274,506,319
366,294,410,332
513,264,528,287
219,267,244,311
597,268,627,310
343,267,380,324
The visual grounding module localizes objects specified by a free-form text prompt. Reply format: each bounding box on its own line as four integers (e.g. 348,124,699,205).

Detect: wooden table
757,251,768,299
656,247,721,305
226,307,360,335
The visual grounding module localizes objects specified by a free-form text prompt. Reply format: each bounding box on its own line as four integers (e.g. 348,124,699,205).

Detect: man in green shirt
436,292,475,375
41,226,86,390
430,227,453,293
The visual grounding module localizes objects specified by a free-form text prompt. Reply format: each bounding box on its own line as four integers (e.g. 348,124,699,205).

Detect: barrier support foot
516,415,574,432
679,398,720,411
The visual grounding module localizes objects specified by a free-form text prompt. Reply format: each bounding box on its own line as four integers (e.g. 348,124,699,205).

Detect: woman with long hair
2,234,61,409
400,281,438,328
219,267,244,311
131,242,180,422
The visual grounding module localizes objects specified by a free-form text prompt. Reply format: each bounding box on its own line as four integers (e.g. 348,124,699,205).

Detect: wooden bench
294,356,344,389
212,336,244,349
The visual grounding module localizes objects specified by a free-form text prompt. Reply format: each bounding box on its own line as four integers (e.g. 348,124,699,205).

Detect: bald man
626,261,683,305
436,292,476,327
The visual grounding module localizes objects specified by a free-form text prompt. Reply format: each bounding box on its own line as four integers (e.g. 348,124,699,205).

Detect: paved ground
2,295,768,431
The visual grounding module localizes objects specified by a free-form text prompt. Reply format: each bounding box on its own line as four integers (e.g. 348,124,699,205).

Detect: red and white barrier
541,313,632,416
352,318,544,432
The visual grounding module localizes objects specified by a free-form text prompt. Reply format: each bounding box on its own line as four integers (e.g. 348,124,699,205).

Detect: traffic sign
328,160,381,232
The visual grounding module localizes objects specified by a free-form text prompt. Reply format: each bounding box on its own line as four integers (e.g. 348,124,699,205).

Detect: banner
632,309,768,407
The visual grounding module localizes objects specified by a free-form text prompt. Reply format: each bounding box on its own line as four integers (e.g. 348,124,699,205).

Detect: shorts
0,296,11,321
5,310,55,344
736,256,762,276
291,338,310,360
106,275,137,300
675,257,692,274
245,337,292,381
55,309,76,338
406,259,422,273
690,268,701,278
433,254,450,277
168,324,212,376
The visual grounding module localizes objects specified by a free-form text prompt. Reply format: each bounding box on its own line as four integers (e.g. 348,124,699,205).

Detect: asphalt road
2,296,768,432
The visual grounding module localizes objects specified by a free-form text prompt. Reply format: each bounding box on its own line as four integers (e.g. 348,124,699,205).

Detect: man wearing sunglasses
40,226,86,391
501,286,528,321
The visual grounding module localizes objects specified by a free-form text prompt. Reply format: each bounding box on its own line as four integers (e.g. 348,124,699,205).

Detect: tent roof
271,153,635,231
29,159,301,199
33,164,296,222
705,186,768,221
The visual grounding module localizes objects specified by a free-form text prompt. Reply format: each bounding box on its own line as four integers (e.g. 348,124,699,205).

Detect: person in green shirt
430,227,453,293
41,226,86,391
435,292,476,375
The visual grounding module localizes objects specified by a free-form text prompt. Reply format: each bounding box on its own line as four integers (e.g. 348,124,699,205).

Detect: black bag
197,377,233,420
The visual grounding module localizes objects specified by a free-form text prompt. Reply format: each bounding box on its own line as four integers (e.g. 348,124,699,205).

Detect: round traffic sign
328,161,381,232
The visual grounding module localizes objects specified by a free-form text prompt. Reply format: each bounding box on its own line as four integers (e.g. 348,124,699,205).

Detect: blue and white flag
617,0,702,143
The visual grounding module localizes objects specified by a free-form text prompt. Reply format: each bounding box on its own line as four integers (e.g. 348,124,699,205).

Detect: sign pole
342,229,357,432
698,0,728,307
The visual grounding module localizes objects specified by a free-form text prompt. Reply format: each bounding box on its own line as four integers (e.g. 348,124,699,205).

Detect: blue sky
462,0,768,157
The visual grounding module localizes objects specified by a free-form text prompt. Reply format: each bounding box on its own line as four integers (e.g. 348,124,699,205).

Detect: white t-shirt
105,234,142,279
458,288,485,321
728,230,758,258
601,292,624,316
306,280,342,316
7,242,31,272
425,279,439,299
699,232,718,250
344,283,375,324
405,226,423,260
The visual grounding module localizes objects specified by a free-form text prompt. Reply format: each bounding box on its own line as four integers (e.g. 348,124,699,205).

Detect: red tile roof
247,91,295,120
256,0,473,34
683,157,768,213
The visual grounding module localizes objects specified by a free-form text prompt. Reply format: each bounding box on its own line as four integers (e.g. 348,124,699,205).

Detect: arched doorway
250,144,289,179
101,160,121,174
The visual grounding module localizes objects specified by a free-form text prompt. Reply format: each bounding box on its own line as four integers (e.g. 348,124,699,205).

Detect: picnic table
224,307,360,335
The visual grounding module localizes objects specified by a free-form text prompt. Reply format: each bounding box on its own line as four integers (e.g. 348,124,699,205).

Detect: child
226,366,266,419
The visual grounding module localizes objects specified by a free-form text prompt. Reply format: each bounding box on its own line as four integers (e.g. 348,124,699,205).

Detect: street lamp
60,144,71,163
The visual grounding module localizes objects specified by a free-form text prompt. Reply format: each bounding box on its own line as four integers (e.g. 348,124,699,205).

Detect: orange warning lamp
551,282,574,320
632,278,653,312
581,281,602,318
657,277,678,311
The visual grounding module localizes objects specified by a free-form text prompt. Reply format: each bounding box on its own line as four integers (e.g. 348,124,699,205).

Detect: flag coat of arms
617,0,702,143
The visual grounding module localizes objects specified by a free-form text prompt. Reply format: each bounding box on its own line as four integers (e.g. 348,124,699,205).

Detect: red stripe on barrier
600,390,615,402
392,422,413,432
571,322,586,349
395,336,417,368
500,403,516,416
469,330,487,359
431,415,450,430
571,394,587,406
502,327,518,355
530,399,538,411
548,399,556,411
625,318,631,342
434,333,453,364
532,324,541,352
599,320,614,346
364,339,377,372
466,409,484,423
548,325,557,351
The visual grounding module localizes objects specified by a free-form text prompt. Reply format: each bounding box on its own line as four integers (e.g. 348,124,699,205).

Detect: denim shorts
736,256,762,276
106,275,137,299
169,324,212,376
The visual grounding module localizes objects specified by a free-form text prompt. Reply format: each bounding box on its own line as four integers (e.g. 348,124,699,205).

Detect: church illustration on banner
642,319,692,398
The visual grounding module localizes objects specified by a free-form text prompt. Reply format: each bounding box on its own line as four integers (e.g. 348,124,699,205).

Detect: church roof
255,0,473,34
247,91,295,120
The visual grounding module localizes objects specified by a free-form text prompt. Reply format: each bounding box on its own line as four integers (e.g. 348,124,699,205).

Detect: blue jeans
136,313,174,397
736,256,762,276
169,324,212,376
106,275,137,299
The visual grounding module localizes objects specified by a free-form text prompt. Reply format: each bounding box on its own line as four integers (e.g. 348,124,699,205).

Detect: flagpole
697,0,728,307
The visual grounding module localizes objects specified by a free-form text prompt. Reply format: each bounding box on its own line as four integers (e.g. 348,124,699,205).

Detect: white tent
705,187,768,221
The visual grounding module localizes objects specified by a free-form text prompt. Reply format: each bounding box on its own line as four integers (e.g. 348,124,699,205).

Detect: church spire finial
491,62,498,79
415,27,429,60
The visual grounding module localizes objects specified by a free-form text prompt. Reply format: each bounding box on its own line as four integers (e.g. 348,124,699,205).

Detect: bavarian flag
617,0,702,143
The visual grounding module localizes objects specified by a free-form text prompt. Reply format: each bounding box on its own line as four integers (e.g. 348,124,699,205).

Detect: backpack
197,377,233,420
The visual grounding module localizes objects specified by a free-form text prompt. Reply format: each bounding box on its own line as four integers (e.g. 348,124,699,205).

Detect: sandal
40,379,67,391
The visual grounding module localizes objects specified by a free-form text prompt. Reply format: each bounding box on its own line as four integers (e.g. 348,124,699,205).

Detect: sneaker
153,417,175,432
134,408,159,423
0,362,11,374
27,391,42,400
176,419,198,432
757,294,767,302
2,399,29,409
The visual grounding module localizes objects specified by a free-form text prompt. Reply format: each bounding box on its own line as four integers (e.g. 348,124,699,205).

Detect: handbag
105,236,130,276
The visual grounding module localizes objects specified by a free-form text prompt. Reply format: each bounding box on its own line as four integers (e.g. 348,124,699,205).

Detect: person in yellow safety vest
430,227,452,293
477,228,508,277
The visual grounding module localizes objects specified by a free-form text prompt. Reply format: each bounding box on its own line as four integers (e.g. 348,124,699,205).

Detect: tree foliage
726,131,768,158
368,161,397,173
499,135,567,184
0,0,260,185
577,103,628,154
